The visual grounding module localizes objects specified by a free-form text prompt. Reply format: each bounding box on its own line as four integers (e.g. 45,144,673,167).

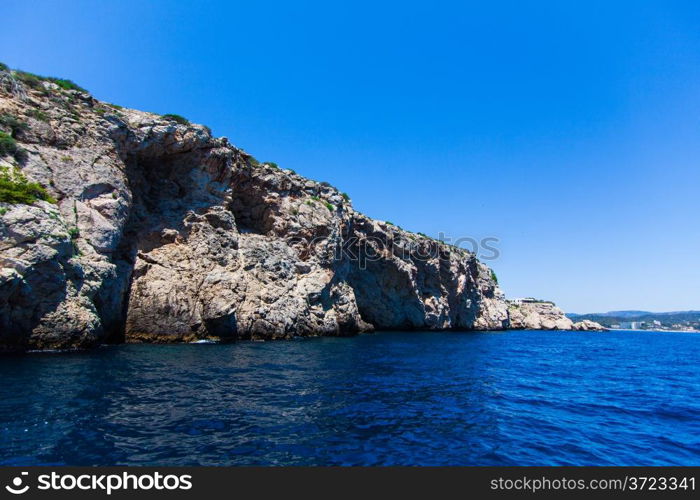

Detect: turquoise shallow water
0,329,699,465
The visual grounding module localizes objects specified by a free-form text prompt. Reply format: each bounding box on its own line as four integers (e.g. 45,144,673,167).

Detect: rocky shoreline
507,300,606,331
0,67,603,352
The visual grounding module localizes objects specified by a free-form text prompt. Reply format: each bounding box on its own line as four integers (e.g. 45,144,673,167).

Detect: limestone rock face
0,70,514,351
572,319,607,331
506,300,574,330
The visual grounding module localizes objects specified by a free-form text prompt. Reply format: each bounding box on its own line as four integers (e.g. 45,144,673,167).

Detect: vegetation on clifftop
15,70,87,93
161,113,190,125
0,62,88,95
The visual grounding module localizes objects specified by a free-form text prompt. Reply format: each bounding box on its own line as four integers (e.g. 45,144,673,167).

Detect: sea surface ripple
1,330,698,465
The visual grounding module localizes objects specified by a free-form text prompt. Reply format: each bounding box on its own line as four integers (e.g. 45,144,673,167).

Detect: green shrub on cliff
490,269,499,284
14,70,42,89
0,132,27,162
29,109,49,122
12,69,88,93
162,113,190,125
0,114,29,136
46,77,86,92
0,166,56,204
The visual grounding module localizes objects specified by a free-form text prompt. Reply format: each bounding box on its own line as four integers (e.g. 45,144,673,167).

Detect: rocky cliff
507,300,606,331
0,67,593,352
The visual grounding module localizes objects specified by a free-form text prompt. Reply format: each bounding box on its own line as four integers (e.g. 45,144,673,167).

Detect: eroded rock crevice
117,143,241,343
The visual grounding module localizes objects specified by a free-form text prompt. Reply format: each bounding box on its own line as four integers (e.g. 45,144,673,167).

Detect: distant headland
567,310,700,332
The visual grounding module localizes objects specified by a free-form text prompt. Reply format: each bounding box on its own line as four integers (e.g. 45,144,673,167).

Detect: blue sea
1,330,699,466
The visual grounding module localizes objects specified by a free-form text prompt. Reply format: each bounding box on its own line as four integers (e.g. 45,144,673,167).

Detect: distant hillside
568,310,651,318
566,311,700,328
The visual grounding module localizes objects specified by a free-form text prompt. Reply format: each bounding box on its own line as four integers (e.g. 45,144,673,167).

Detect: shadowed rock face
0,71,536,351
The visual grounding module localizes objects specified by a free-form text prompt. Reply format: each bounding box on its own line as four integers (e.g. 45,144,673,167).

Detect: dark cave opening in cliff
95,151,218,344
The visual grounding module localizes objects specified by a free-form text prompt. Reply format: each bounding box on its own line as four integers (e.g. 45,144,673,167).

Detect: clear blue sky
3,0,699,313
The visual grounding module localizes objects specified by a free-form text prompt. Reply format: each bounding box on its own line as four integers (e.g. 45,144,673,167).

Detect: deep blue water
1,330,699,466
